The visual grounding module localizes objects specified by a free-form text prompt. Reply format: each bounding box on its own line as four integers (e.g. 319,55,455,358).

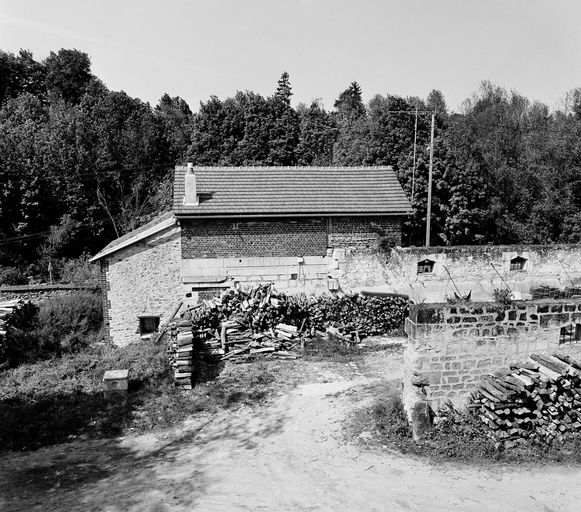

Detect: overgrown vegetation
370,395,581,464
0,291,103,369
0,337,278,451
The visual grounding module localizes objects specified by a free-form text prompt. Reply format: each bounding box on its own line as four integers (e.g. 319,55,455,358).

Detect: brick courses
181,218,324,258
181,216,404,259
328,216,402,249
99,260,111,343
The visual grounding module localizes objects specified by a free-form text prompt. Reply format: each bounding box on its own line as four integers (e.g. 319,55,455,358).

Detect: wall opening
417,259,435,274
510,256,527,271
138,315,160,335
559,323,581,344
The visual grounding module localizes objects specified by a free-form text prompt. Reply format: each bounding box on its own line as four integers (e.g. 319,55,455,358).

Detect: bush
0,291,103,368
0,266,27,286
58,255,100,285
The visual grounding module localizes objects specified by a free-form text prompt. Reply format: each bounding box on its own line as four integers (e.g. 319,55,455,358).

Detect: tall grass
0,291,103,368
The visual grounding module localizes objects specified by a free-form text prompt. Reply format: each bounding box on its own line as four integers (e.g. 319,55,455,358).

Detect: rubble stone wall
104,225,182,346
389,244,581,288
403,300,581,415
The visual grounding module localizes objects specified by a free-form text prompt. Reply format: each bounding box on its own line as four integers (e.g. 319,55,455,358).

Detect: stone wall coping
411,298,581,309
409,298,581,325
0,283,99,292
395,243,581,255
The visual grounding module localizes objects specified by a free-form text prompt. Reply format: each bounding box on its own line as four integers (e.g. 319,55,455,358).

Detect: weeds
0,340,277,450
0,291,103,368
370,395,581,464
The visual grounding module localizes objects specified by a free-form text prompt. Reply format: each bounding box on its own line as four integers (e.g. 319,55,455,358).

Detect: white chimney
183,162,198,206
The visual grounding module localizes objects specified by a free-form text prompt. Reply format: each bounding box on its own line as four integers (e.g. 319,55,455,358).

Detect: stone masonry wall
403,300,581,415
385,243,581,302
105,225,182,346
328,216,403,249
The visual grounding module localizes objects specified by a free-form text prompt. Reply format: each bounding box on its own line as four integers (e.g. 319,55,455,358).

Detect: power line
0,205,163,247
0,160,178,185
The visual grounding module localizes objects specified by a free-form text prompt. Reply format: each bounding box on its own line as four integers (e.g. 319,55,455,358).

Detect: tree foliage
0,50,580,270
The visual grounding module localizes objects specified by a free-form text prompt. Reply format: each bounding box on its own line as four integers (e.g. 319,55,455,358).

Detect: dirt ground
2,343,581,512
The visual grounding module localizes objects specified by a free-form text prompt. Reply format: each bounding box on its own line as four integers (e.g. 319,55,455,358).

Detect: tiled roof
173,166,413,217
90,211,175,262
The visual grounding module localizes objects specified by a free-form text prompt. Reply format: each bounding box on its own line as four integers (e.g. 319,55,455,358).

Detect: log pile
167,320,195,389
308,294,407,335
190,283,407,337
166,282,408,386
0,300,22,336
468,354,581,448
221,320,302,363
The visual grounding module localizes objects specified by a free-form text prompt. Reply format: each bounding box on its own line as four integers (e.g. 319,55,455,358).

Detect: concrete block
303,255,328,265
182,258,224,269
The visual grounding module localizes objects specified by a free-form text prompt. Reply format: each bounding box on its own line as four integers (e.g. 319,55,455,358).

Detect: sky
0,0,580,112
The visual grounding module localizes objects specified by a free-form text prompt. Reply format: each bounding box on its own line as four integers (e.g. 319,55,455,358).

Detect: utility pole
411,108,418,201
425,112,435,247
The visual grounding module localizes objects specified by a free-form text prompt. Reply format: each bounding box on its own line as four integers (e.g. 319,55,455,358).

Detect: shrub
492,287,513,305
0,266,27,286
58,255,100,285
0,291,103,369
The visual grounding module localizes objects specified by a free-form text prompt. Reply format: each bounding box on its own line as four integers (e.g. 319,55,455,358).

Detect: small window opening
138,315,160,335
510,256,527,271
560,323,581,344
290,273,298,280
417,259,435,274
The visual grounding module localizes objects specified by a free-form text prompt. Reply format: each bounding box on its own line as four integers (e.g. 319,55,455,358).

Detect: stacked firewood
468,353,581,448
221,320,301,363
0,299,22,336
167,320,195,389
191,283,407,338
308,294,407,335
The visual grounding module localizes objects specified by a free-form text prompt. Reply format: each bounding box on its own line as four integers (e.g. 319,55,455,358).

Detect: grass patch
369,395,581,464
303,335,401,363
0,339,278,451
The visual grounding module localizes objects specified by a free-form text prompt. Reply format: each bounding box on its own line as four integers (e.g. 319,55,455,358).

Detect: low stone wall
0,284,98,303
403,300,581,415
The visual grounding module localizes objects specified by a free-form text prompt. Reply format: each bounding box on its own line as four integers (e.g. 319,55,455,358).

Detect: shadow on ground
0,396,288,512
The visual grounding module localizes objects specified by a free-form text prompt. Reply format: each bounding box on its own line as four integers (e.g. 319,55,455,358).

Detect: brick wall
104,225,182,346
99,260,111,342
403,300,581,416
328,216,403,249
181,218,327,259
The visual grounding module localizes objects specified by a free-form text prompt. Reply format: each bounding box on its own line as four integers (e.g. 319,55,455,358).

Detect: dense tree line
1,48,581,279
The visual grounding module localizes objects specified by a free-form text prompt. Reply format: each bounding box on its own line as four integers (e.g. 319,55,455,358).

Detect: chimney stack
183,162,198,206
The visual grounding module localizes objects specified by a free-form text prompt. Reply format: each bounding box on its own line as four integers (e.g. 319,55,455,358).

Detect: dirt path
2,349,581,512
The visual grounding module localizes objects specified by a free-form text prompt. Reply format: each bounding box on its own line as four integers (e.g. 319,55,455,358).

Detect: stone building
91,165,413,345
